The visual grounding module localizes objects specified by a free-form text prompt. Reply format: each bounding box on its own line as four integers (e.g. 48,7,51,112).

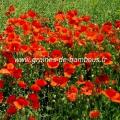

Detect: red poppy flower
66,85,78,102
31,84,41,92
115,20,120,28
8,57,16,64
28,93,39,102
30,42,40,51
22,22,31,35
89,110,100,119
16,18,26,26
7,95,16,104
28,116,36,120
80,25,87,32
21,45,30,53
5,32,18,43
50,50,62,60
12,68,22,79
111,94,120,103
66,39,73,48
17,97,29,107
27,10,37,18
66,10,78,19
95,74,109,85
95,33,104,44
110,37,119,44
7,42,21,53
2,51,13,59
51,76,68,87
86,30,97,40
0,34,3,41
74,30,81,38
86,81,94,89
33,50,49,58
63,62,75,78
60,34,70,43
47,61,59,69
100,52,113,65
82,16,91,22
68,16,80,25
81,87,93,96
47,36,58,44
13,97,29,110
0,68,11,75
81,81,94,96
20,13,28,19
6,63,14,72
102,88,117,99
5,25,14,34
88,23,99,32
7,105,17,115
44,70,55,81
6,63,14,71
41,50,49,58
35,79,47,87
18,81,27,89
55,11,65,22
0,92,3,103
102,88,120,103
68,85,78,93
32,20,42,28
0,80,4,89
66,93,77,102
33,34,45,41
10,32,20,42
101,22,113,34
31,101,40,110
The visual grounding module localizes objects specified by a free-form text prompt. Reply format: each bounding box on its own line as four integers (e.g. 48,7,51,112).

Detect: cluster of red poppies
0,5,120,119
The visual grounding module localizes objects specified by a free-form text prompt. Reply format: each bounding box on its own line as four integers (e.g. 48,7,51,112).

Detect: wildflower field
0,0,120,120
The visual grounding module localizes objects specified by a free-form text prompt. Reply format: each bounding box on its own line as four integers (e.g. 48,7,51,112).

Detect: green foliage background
0,0,120,120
